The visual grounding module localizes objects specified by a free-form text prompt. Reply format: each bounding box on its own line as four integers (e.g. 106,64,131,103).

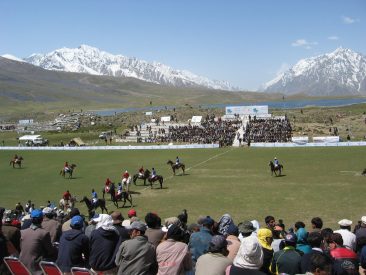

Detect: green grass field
1,147,365,229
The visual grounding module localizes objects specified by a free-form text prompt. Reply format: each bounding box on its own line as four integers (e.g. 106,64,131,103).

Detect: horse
269,161,284,176
59,196,77,211
362,168,366,176
133,169,151,185
59,164,77,179
10,156,23,168
113,191,133,208
80,196,108,214
167,160,185,175
148,175,164,189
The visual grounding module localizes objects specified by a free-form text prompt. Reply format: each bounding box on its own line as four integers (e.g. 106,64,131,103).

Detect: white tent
18,135,41,141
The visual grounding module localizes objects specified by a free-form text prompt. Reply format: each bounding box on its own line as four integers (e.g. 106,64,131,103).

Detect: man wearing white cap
334,219,356,251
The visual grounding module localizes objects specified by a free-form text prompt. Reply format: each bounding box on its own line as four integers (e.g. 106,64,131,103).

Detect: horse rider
105,178,112,193
122,170,130,192
274,157,280,168
63,190,72,206
175,156,180,166
151,167,157,180
91,188,98,207
117,182,123,196
64,161,70,173
13,154,19,162
138,166,145,177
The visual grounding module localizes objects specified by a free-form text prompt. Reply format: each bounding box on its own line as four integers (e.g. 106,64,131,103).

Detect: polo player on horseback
91,189,98,207
63,190,72,206
122,170,130,192
138,166,145,177
175,156,180,166
64,161,70,173
274,157,280,168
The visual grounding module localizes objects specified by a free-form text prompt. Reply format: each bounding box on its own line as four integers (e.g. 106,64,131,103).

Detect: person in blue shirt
91,189,98,206
151,168,157,180
274,157,280,168
175,156,180,166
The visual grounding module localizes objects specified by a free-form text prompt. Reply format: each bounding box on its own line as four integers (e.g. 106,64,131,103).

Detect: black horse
148,174,164,189
80,196,108,214
167,160,185,175
10,156,23,168
269,161,283,176
113,191,133,208
362,168,366,176
60,164,77,179
133,169,151,186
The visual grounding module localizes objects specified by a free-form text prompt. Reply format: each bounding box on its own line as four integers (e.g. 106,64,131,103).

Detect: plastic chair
3,256,31,275
71,267,93,275
39,261,62,275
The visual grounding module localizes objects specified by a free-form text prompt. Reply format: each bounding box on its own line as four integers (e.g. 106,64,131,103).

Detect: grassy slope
1,147,365,228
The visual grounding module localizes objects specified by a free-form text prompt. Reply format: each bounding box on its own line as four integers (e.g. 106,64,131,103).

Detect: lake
91,97,366,116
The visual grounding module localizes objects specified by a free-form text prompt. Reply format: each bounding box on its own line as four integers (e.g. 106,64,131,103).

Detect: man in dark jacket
89,214,121,274
301,232,324,273
270,233,302,275
111,211,130,242
56,215,89,273
1,216,21,252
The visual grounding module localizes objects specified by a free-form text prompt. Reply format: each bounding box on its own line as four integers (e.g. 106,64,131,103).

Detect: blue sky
1,0,365,90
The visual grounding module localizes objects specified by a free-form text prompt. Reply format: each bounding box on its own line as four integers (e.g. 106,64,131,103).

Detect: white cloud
341,16,359,24
291,39,318,49
328,36,339,40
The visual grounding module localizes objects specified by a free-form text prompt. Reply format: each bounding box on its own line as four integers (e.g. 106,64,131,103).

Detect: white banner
191,116,202,123
313,136,339,143
160,116,171,122
292,136,309,144
225,105,268,115
145,112,152,116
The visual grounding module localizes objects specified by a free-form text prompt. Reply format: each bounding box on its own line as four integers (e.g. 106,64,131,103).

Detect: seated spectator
227,235,265,275
145,212,165,248
300,231,324,273
329,233,359,275
156,224,192,274
334,219,356,251
41,207,61,243
195,235,232,275
226,224,241,261
311,217,323,233
307,253,332,275
1,215,21,252
296,227,312,254
257,228,273,274
56,215,89,273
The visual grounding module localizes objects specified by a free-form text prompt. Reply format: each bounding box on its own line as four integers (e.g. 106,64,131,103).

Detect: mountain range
2,45,366,97
20,45,238,91
263,48,366,96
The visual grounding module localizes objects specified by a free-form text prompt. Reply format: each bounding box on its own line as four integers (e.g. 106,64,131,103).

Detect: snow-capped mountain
17,45,238,91
263,48,366,96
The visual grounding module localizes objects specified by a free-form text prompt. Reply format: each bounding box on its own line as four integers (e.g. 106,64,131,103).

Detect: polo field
1,146,365,228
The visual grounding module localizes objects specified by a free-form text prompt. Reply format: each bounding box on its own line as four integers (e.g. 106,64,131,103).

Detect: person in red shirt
138,166,144,177
64,161,70,172
122,170,130,192
63,190,72,207
105,178,112,193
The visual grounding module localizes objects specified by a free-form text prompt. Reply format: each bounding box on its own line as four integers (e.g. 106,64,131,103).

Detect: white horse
121,176,132,192
59,196,76,211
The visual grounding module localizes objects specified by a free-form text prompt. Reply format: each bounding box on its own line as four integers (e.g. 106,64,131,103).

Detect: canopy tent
18,135,41,141
69,137,86,146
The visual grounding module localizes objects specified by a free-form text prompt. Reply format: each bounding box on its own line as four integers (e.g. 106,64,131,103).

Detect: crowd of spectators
148,116,243,147
243,116,293,144
1,203,366,275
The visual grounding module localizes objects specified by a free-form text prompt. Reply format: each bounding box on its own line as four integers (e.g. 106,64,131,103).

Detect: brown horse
148,175,164,189
60,164,77,179
167,160,185,175
10,156,23,168
113,191,133,208
269,161,283,176
80,196,108,214
133,169,151,186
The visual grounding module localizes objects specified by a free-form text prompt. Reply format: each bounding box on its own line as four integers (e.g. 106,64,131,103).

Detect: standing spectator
334,219,356,251
89,214,120,274
307,254,332,275
122,208,138,226
238,220,256,241
311,217,323,233
226,235,265,275
329,233,359,275
300,232,324,273
115,221,157,274
0,219,12,275
257,228,273,274
19,209,57,275
156,224,192,274
195,235,232,275
270,233,302,275
265,216,276,232
56,215,90,273
41,207,61,243
189,216,214,264
145,212,165,248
